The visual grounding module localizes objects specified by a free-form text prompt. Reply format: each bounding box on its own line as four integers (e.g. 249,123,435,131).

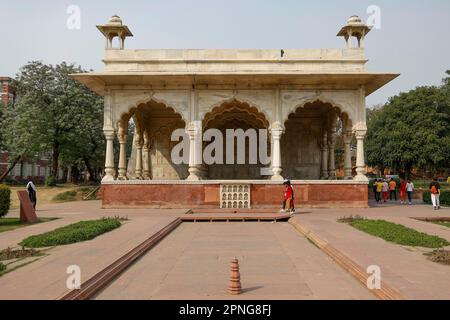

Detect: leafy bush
45,175,57,187
349,219,449,248
0,184,11,217
20,218,122,248
337,215,365,223
427,249,450,265
52,190,77,202
0,262,5,272
423,190,450,205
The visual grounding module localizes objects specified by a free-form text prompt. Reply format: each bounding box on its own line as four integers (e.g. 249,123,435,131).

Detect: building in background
0,77,15,105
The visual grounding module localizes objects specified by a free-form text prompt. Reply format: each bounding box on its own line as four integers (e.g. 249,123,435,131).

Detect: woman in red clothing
399,178,407,204
281,180,294,213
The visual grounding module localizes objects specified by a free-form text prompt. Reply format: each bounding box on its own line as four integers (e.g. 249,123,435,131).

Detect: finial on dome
107,14,123,26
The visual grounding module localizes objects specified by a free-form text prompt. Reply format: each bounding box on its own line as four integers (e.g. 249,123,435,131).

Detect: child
280,180,294,214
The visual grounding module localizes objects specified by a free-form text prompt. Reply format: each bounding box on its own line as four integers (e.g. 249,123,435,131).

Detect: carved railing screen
220,184,251,209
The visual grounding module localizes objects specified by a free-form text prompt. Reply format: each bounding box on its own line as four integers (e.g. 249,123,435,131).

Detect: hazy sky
1,0,449,106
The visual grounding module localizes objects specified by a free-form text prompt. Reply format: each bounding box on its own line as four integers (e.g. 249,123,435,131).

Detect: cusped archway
281,100,353,180
119,100,188,180
202,99,270,180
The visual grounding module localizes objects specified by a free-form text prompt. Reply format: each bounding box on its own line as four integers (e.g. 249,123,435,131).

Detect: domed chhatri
107,14,123,26
337,15,371,48
96,14,133,49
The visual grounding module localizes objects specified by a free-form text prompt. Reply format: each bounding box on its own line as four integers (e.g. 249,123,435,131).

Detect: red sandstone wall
102,183,368,209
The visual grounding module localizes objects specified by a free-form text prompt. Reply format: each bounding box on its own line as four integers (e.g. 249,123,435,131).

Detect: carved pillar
142,132,151,179
134,128,143,180
343,130,353,179
186,121,202,180
327,118,337,179
354,129,368,181
320,130,329,180
103,130,116,182
270,122,284,181
117,122,128,180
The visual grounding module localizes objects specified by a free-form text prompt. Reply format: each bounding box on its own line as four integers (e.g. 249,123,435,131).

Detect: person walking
26,179,37,210
382,179,389,203
406,179,414,205
389,178,397,201
375,179,383,203
372,180,378,201
399,178,407,204
280,180,294,214
429,177,441,210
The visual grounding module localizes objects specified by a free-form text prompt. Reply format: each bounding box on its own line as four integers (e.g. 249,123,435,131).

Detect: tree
0,61,104,182
365,74,450,177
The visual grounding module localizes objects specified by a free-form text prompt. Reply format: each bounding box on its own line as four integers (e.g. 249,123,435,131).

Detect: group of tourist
372,177,442,209
373,178,414,205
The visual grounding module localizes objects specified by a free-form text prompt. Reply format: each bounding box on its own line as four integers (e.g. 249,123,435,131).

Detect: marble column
103,130,116,182
327,130,337,180
142,133,151,179
186,121,202,180
134,129,143,180
320,130,328,179
270,122,284,181
117,124,128,180
343,131,353,179
354,129,368,181
142,147,151,179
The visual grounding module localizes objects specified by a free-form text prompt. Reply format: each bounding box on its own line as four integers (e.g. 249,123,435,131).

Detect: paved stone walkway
96,222,374,300
0,201,185,299
290,201,450,299
0,200,449,299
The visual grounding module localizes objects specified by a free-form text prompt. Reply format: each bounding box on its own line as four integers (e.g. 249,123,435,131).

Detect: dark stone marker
17,190,38,223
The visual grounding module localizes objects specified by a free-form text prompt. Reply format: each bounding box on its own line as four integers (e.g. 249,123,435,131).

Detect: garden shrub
52,190,77,202
0,184,11,217
20,218,122,248
0,262,5,272
423,190,450,205
45,175,57,187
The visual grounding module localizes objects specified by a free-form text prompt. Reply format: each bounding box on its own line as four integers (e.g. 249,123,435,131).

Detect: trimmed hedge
20,218,122,248
423,190,450,205
0,184,11,217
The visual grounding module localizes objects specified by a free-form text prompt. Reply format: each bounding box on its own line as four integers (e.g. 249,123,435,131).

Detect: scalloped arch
202,98,270,129
117,95,188,129
284,98,353,126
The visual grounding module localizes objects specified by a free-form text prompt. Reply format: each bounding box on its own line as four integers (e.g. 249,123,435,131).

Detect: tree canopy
365,71,450,176
0,61,104,182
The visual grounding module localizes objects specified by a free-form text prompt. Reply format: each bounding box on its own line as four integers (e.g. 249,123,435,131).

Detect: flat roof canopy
71,72,399,96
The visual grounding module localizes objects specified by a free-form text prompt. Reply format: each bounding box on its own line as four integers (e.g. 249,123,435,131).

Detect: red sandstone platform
101,180,369,209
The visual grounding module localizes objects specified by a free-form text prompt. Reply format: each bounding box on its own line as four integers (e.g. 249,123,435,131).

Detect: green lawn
20,218,122,248
0,218,57,233
348,219,449,248
432,221,450,228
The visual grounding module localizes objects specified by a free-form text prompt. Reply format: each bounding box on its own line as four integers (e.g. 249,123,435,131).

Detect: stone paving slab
96,222,375,300
1,200,449,300
290,203,450,299
0,201,186,300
